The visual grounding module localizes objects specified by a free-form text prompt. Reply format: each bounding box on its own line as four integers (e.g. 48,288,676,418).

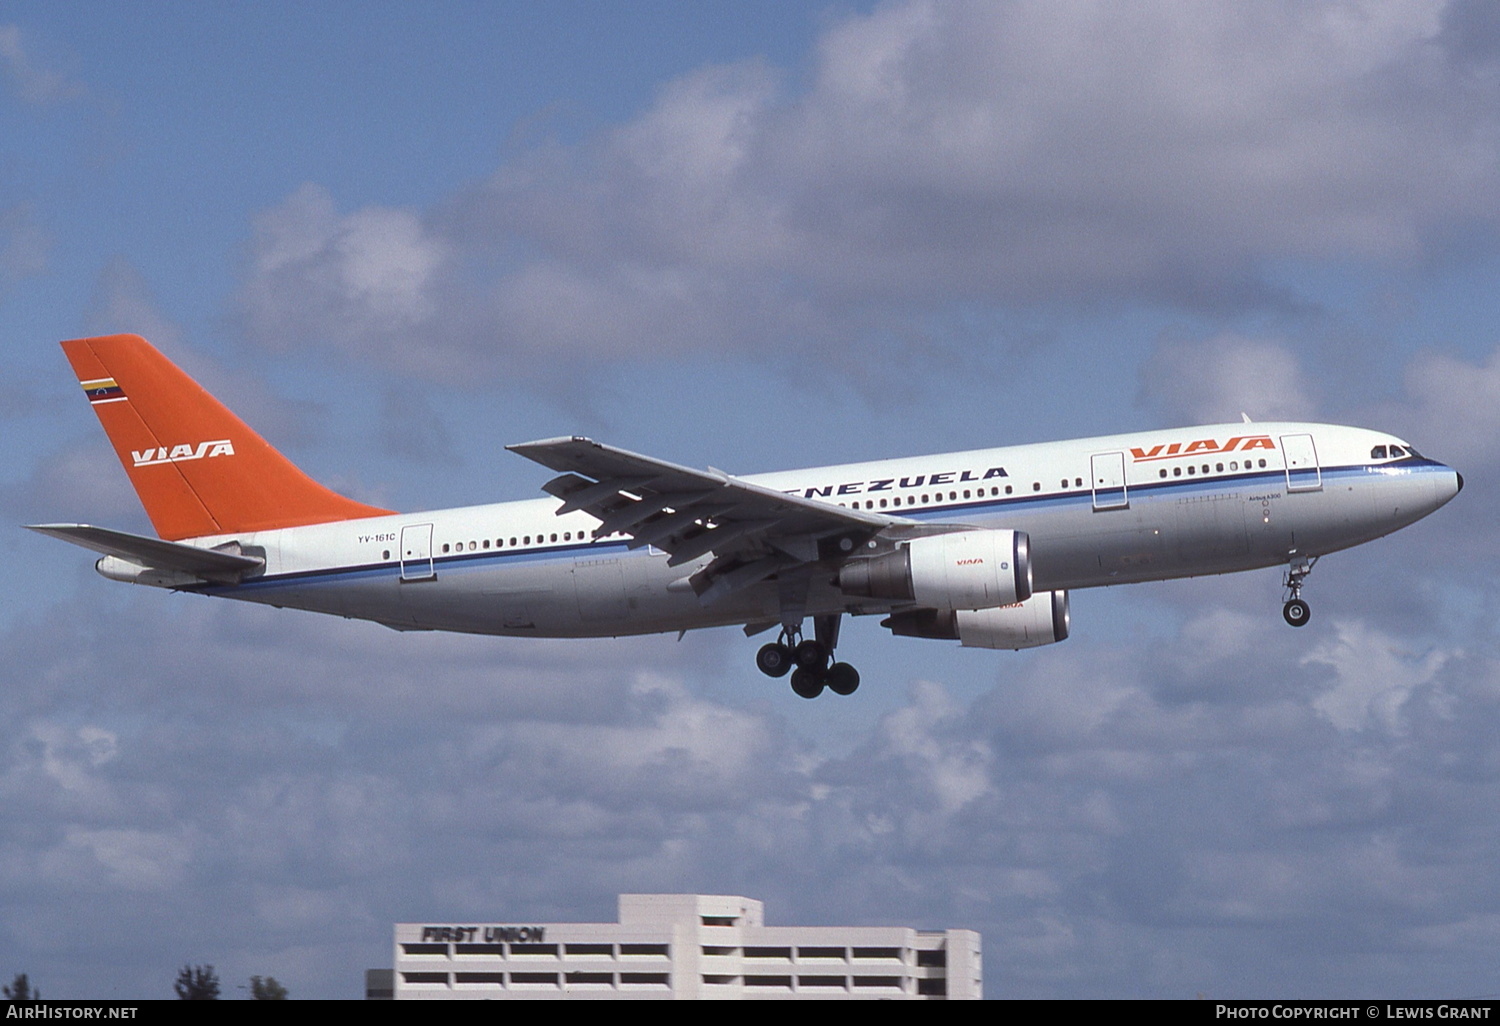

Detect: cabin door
400,523,435,581
1281,434,1322,492
1091,452,1129,510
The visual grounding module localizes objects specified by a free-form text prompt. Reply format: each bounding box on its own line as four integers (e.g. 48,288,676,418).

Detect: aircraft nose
1436,464,1463,507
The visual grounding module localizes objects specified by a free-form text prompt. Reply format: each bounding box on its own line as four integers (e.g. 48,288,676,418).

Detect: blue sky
3,0,1500,1000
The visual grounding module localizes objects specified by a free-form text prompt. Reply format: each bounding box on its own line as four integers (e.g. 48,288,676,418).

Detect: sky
2,0,1500,1000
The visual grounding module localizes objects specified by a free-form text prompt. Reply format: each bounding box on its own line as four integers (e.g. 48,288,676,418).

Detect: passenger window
1032,482,1041,492
1159,469,1167,478
1215,463,1223,472
1074,478,1082,487
1230,461,1238,471
510,538,517,547
550,533,558,542
442,543,450,553
1005,485,1013,494
1173,467,1182,477
1258,459,1266,468
482,539,490,549
1187,466,1195,475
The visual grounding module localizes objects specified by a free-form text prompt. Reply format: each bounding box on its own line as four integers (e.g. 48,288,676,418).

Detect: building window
455,944,504,956
401,944,448,956
510,944,558,956
565,944,613,956
619,944,669,957
747,975,793,988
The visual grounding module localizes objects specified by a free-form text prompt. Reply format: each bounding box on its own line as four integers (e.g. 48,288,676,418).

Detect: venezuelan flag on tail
61,334,393,540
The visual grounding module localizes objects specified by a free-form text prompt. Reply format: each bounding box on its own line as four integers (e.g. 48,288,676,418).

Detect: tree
4,974,37,1000
174,964,220,1000
249,976,287,1000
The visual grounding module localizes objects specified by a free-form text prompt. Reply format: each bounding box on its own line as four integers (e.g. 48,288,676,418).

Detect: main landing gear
1282,553,1317,627
756,614,860,699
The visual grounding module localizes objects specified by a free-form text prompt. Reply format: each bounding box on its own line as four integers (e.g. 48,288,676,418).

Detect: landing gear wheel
1283,599,1310,627
794,639,828,671
1281,553,1318,628
790,667,825,699
826,662,860,696
756,643,794,678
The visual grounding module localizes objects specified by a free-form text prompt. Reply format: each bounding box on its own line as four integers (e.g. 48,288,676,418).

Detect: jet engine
837,529,1032,610
882,591,1070,650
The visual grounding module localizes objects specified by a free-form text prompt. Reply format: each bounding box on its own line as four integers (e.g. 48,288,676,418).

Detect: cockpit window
1371,445,1387,459
1388,445,1406,458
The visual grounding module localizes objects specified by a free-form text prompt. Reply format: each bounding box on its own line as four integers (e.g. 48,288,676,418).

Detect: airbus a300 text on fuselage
30,335,1462,698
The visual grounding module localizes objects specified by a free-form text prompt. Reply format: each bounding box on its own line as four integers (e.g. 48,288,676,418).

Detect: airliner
29,334,1462,698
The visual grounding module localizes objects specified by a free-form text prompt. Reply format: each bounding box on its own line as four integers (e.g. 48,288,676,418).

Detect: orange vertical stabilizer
62,334,394,540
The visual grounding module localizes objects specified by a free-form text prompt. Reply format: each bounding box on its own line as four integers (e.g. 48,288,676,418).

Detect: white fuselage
164,422,1460,639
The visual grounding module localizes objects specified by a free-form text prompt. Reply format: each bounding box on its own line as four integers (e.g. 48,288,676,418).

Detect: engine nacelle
838,529,1032,610
883,591,1070,650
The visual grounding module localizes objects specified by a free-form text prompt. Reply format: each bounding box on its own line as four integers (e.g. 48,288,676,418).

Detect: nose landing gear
1282,553,1317,627
757,614,860,698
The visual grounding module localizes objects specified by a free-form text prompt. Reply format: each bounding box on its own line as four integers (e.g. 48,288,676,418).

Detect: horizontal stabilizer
25,523,264,581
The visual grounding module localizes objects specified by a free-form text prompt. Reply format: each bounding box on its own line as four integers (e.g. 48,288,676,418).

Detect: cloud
0,25,85,105
6,533,1500,998
237,1,1500,387
1395,345,1500,469
1305,619,1450,731
0,203,50,288
1141,333,1319,425
240,183,449,356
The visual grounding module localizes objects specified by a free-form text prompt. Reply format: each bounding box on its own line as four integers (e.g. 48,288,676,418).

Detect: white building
390,893,981,999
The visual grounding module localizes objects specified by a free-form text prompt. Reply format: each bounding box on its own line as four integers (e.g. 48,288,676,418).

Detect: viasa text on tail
30,334,1463,699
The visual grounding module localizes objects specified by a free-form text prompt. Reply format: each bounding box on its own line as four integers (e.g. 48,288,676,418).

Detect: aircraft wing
25,523,264,582
507,436,897,603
